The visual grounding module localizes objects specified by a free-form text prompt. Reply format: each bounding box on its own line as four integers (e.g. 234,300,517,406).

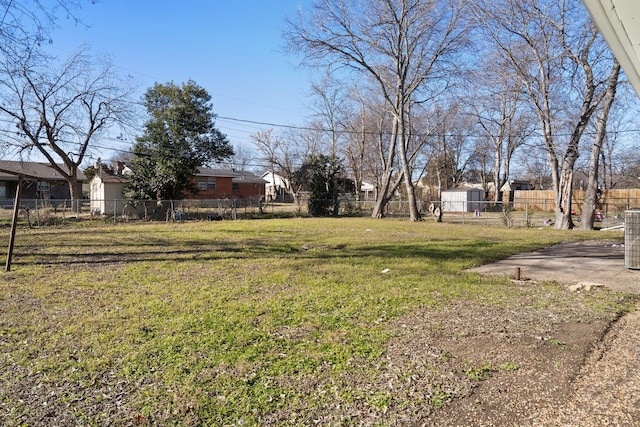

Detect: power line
4,113,640,148
2,112,639,166
216,114,640,139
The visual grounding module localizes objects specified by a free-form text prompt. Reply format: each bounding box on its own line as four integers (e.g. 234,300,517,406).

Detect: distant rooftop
0,160,86,181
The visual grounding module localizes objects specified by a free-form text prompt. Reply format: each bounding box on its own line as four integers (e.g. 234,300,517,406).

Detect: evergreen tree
125,80,233,201
295,154,353,216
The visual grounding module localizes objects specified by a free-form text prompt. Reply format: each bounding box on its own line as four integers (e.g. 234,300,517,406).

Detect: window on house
197,178,207,190
232,183,240,192
207,178,216,190
37,181,50,192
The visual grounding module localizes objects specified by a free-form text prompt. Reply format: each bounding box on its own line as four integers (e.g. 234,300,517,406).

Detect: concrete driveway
469,240,639,294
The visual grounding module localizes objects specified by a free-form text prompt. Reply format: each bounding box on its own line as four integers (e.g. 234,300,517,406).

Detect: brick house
190,167,266,200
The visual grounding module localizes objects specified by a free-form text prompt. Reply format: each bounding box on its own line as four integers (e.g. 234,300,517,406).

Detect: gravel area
533,309,640,426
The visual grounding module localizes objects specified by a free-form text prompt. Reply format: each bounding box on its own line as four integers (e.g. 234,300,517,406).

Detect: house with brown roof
0,160,86,203
191,167,266,200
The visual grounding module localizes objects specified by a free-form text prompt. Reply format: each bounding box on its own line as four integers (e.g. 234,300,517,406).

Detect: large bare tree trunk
556,163,576,229
68,176,82,214
372,120,398,218
396,96,421,221
493,147,503,203
581,60,621,229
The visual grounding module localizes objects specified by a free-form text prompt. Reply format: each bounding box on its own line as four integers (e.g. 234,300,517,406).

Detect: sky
46,0,316,165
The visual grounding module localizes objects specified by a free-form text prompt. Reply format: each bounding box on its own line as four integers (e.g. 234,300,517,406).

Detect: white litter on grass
381,268,390,273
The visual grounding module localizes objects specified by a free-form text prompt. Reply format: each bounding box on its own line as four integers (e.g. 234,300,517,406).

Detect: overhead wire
1,110,639,166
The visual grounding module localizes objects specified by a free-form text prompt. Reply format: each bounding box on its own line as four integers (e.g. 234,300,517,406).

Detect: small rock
568,282,604,292
577,281,604,291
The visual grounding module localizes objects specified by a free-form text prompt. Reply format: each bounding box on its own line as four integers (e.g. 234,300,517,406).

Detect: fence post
6,176,22,272
525,203,529,227
35,198,40,227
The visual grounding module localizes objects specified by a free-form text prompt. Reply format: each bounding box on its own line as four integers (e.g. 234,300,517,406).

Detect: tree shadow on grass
299,240,528,264
11,239,302,266
8,235,547,270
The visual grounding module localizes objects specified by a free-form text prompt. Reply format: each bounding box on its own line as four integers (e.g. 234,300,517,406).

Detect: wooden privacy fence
513,189,640,213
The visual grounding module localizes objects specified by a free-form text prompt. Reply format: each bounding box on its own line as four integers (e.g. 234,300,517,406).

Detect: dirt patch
415,305,610,426
254,294,616,426
438,240,640,426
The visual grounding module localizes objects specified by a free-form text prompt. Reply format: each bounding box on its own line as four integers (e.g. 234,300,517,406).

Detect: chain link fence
0,197,265,226
1,196,637,228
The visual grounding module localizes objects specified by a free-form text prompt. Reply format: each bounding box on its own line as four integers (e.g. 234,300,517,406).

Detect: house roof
261,171,290,186
442,187,484,193
196,167,266,184
92,174,129,184
582,0,640,97
87,167,266,187
500,180,531,192
196,167,240,178
0,160,86,182
232,174,267,184
361,181,375,191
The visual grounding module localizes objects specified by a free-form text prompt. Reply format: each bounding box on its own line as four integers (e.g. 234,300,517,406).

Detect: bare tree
286,0,467,221
599,104,639,190
0,45,137,206
342,85,370,200
251,128,313,205
309,74,349,159
580,59,621,229
0,0,86,52
216,144,255,173
342,81,394,203
475,0,620,229
252,129,281,200
308,75,351,212
420,104,477,199
470,59,533,203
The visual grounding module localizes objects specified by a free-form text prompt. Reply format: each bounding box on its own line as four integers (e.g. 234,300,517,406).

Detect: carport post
5,175,23,272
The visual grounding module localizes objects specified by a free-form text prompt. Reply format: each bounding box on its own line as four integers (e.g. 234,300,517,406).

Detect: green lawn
0,218,630,425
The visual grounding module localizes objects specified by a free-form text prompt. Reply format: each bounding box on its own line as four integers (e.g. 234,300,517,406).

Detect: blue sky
48,0,314,160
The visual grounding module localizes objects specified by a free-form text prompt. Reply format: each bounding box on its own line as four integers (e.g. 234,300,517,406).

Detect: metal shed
441,188,484,213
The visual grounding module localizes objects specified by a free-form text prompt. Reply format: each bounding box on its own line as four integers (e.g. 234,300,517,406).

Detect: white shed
441,188,484,212
90,174,129,215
